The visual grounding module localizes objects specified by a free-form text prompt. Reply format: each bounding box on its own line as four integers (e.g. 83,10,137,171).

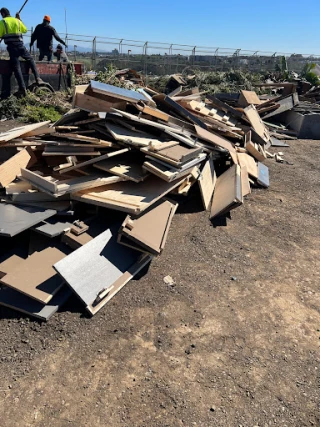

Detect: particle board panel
0,147,37,188
243,105,270,142
0,285,72,321
0,121,51,143
71,175,187,214
245,140,266,162
61,231,93,250
34,220,73,238
73,91,126,113
238,90,262,107
118,200,178,255
240,165,251,197
206,95,243,118
93,155,147,183
135,103,170,122
210,164,243,219
142,160,193,182
105,123,160,147
0,247,67,304
0,203,57,237
21,168,122,197
54,227,152,315
198,157,217,211
144,153,206,172
237,153,258,179
90,80,149,103
141,144,202,166
257,163,270,188
194,125,238,165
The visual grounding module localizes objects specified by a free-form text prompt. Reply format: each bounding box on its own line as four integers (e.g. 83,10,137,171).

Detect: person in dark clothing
30,15,67,61
0,7,43,97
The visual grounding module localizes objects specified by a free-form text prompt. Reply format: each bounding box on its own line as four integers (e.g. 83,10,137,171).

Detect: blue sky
8,0,320,55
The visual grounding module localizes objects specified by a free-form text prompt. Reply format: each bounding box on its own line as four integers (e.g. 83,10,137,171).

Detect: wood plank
210,165,243,219
194,125,238,164
237,153,258,179
142,160,194,182
106,122,161,147
58,148,130,175
240,165,251,196
141,145,203,167
243,105,270,142
238,90,262,107
94,154,147,183
21,168,122,197
71,175,187,214
74,91,126,113
0,147,37,188
0,122,51,143
54,226,152,315
0,286,72,321
0,247,67,304
198,157,216,210
118,200,178,255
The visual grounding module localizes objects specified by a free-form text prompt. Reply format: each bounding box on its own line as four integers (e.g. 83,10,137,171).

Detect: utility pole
74,45,77,61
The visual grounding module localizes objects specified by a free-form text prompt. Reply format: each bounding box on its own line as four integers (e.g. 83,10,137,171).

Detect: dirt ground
0,136,319,427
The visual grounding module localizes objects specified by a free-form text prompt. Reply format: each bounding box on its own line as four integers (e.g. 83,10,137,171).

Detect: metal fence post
143,41,148,81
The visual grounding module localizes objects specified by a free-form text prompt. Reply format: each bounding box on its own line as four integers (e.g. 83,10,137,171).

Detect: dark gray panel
90,80,148,102
54,226,141,307
270,137,290,147
34,221,73,238
0,203,57,237
0,286,72,321
257,163,270,188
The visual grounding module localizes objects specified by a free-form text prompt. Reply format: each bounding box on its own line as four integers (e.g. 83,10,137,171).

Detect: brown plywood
238,90,262,107
0,147,37,188
0,247,66,304
198,157,217,210
237,153,258,179
240,165,251,197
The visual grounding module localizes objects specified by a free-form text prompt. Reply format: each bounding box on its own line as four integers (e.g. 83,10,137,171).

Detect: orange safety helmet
43,15,51,22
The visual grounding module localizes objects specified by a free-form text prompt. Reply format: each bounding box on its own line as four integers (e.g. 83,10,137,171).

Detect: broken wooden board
54,227,152,315
270,136,290,147
206,95,243,118
118,200,178,255
141,145,203,167
105,122,160,147
237,153,258,179
0,247,67,304
52,133,115,147
135,102,170,122
61,231,93,250
245,132,267,162
198,157,216,211
33,220,73,237
240,165,251,197
21,168,123,197
257,163,270,188
73,90,126,113
71,175,187,214
142,159,194,182
0,285,72,321
210,164,243,219
0,203,56,237
0,121,51,143
0,147,37,188
144,153,206,172
94,154,147,183
243,105,270,143
194,125,238,164
238,90,262,107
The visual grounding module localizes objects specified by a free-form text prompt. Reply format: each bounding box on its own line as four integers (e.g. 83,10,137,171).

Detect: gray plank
54,226,143,307
270,137,290,147
0,203,56,237
34,220,73,238
90,80,148,103
0,286,72,321
257,163,270,188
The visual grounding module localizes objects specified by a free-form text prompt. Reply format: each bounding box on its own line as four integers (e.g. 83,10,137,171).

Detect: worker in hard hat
30,15,67,61
0,7,43,96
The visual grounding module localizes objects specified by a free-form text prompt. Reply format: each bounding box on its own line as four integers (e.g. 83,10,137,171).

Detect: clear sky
7,0,320,55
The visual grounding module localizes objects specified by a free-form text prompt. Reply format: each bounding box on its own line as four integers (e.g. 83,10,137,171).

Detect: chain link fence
1,31,320,76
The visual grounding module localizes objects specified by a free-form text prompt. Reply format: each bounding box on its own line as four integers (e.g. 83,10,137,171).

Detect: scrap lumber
210,164,243,220
0,147,37,188
0,121,51,143
142,159,194,182
238,90,262,107
54,227,152,315
94,154,148,183
237,153,258,179
243,105,270,143
118,200,178,255
198,156,217,211
240,165,251,197
0,247,67,304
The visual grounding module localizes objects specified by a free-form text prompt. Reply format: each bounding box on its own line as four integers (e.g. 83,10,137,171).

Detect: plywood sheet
118,200,178,255
94,154,147,183
238,90,262,107
106,123,160,147
71,175,186,214
243,105,269,142
0,286,72,321
141,144,202,166
210,165,242,219
0,203,56,237
198,157,216,210
34,220,73,237
237,153,258,179
0,147,37,188
240,165,251,197
0,121,51,143
54,227,152,315
0,247,67,304
194,125,238,165
143,160,193,182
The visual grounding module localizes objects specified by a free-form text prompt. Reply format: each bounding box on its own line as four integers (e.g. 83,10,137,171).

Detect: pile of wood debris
0,80,291,321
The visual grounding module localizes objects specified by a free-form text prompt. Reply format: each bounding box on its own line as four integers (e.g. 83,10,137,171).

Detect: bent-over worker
0,7,43,96
30,15,67,61
53,44,68,62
